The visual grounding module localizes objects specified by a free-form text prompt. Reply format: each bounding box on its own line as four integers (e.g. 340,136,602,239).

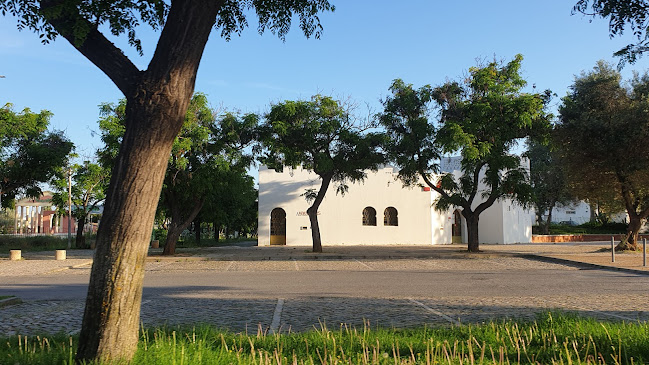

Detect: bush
0,236,68,253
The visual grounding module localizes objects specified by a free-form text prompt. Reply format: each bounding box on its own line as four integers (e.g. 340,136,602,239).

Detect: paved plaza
1,243,648,336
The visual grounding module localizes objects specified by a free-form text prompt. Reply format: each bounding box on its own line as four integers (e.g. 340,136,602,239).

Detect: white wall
544,201,591,225
258,166,433,246
258,162,533,246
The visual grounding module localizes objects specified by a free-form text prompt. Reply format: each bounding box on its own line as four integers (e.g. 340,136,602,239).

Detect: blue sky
1,0,647,164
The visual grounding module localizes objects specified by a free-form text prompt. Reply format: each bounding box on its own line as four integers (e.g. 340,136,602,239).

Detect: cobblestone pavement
2,249,648,336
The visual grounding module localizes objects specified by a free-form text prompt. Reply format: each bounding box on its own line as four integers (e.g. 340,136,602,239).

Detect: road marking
355,259,374,270
270,298,284,333
543,299,636,321
292,259,299,271
409,298,461,326
225,261,234,271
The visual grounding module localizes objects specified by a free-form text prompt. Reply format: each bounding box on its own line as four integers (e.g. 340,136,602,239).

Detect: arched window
384,207,398,226
362,207,377,226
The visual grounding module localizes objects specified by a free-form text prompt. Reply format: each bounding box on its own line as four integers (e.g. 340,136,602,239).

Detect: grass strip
1,312,647,364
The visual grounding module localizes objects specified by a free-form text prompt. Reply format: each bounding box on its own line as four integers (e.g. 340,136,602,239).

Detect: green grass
1,312,648,364
0,296,13,300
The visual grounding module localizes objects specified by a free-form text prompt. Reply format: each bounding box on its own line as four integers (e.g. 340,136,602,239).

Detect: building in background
258,160,534,246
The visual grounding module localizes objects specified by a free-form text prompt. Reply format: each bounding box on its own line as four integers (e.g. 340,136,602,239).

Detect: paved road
1,248,648,336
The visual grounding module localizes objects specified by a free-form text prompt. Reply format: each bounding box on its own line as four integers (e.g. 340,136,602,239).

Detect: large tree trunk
75,215,87,248
543,200,556,235
307,174,332,253
464,212,480,252
75,101,182,362
617,215,643,251
163,223,184,255
71,0,221,360
162,199,204,255
194,216,201,245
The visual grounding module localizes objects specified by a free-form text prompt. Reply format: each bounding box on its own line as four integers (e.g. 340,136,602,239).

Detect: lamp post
67,167,72,249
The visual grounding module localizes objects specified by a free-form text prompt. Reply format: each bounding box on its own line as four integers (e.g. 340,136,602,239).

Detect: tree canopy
380,55,552,252
0,103,73,209
556,61,649,249
259,95,385,252
573,0,649,65
524,138,576,234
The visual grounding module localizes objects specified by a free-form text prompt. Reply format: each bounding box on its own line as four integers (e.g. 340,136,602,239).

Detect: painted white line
543,299,636,321
225,261,234,271
355,259,374,270
293,259,299,271
270,298,284,333
409,298,461,326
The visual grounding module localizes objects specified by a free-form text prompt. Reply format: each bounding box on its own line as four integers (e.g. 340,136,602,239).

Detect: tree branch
40,0,141,97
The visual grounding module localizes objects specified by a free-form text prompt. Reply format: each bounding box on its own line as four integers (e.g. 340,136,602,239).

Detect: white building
258,161,534,246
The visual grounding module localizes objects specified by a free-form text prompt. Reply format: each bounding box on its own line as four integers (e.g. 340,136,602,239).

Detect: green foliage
0,0,334,54
98,93,258,251
0,235,68,253
259,95,385,250
573,0,649,66
0,103,73,209
524,139,576,230
556,61,649,245
380,55,552,249
2,312,649,364
50,160,108,248
260,95,385,191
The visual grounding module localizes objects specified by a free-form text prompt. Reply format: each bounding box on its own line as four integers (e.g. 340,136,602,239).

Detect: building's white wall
543,201,591,225
259,166,433,246
259,158,534,246
501,199,534,243
477,203,504,244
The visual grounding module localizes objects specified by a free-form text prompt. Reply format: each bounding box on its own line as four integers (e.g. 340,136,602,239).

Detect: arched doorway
452,210,462,243
270,208,286,245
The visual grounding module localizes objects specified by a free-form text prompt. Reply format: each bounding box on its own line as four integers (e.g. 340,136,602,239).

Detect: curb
519,254,649,276
46,260,93,274
0,296,22,308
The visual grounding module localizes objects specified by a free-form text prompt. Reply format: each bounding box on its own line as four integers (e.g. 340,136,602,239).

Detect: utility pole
67,167,72,249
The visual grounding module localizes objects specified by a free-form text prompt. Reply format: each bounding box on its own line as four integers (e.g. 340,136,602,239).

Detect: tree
99,94,257,255
0,103,73,209
557,61,649,250
51,160,108,248
202,170,258,241
573,0,649,65
259,95,385,253
160,98,257,255
380,55,552,252
524,138,576,234
0,1,335,361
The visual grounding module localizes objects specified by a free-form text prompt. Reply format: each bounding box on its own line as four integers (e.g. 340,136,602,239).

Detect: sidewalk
1,241,648,276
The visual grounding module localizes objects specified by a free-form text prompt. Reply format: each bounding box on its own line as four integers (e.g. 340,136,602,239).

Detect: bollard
9,250,21,261
611,236,615,263
644,238,647,267
55,250,66,261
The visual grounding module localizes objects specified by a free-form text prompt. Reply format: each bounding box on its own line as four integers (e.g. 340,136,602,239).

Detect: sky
1,0,648,173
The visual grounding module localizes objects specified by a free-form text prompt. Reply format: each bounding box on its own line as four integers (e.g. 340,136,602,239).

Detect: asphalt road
1,256,646,301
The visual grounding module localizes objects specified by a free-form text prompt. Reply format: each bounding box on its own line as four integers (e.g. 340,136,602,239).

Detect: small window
384,207,398,226
362,207,377,226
